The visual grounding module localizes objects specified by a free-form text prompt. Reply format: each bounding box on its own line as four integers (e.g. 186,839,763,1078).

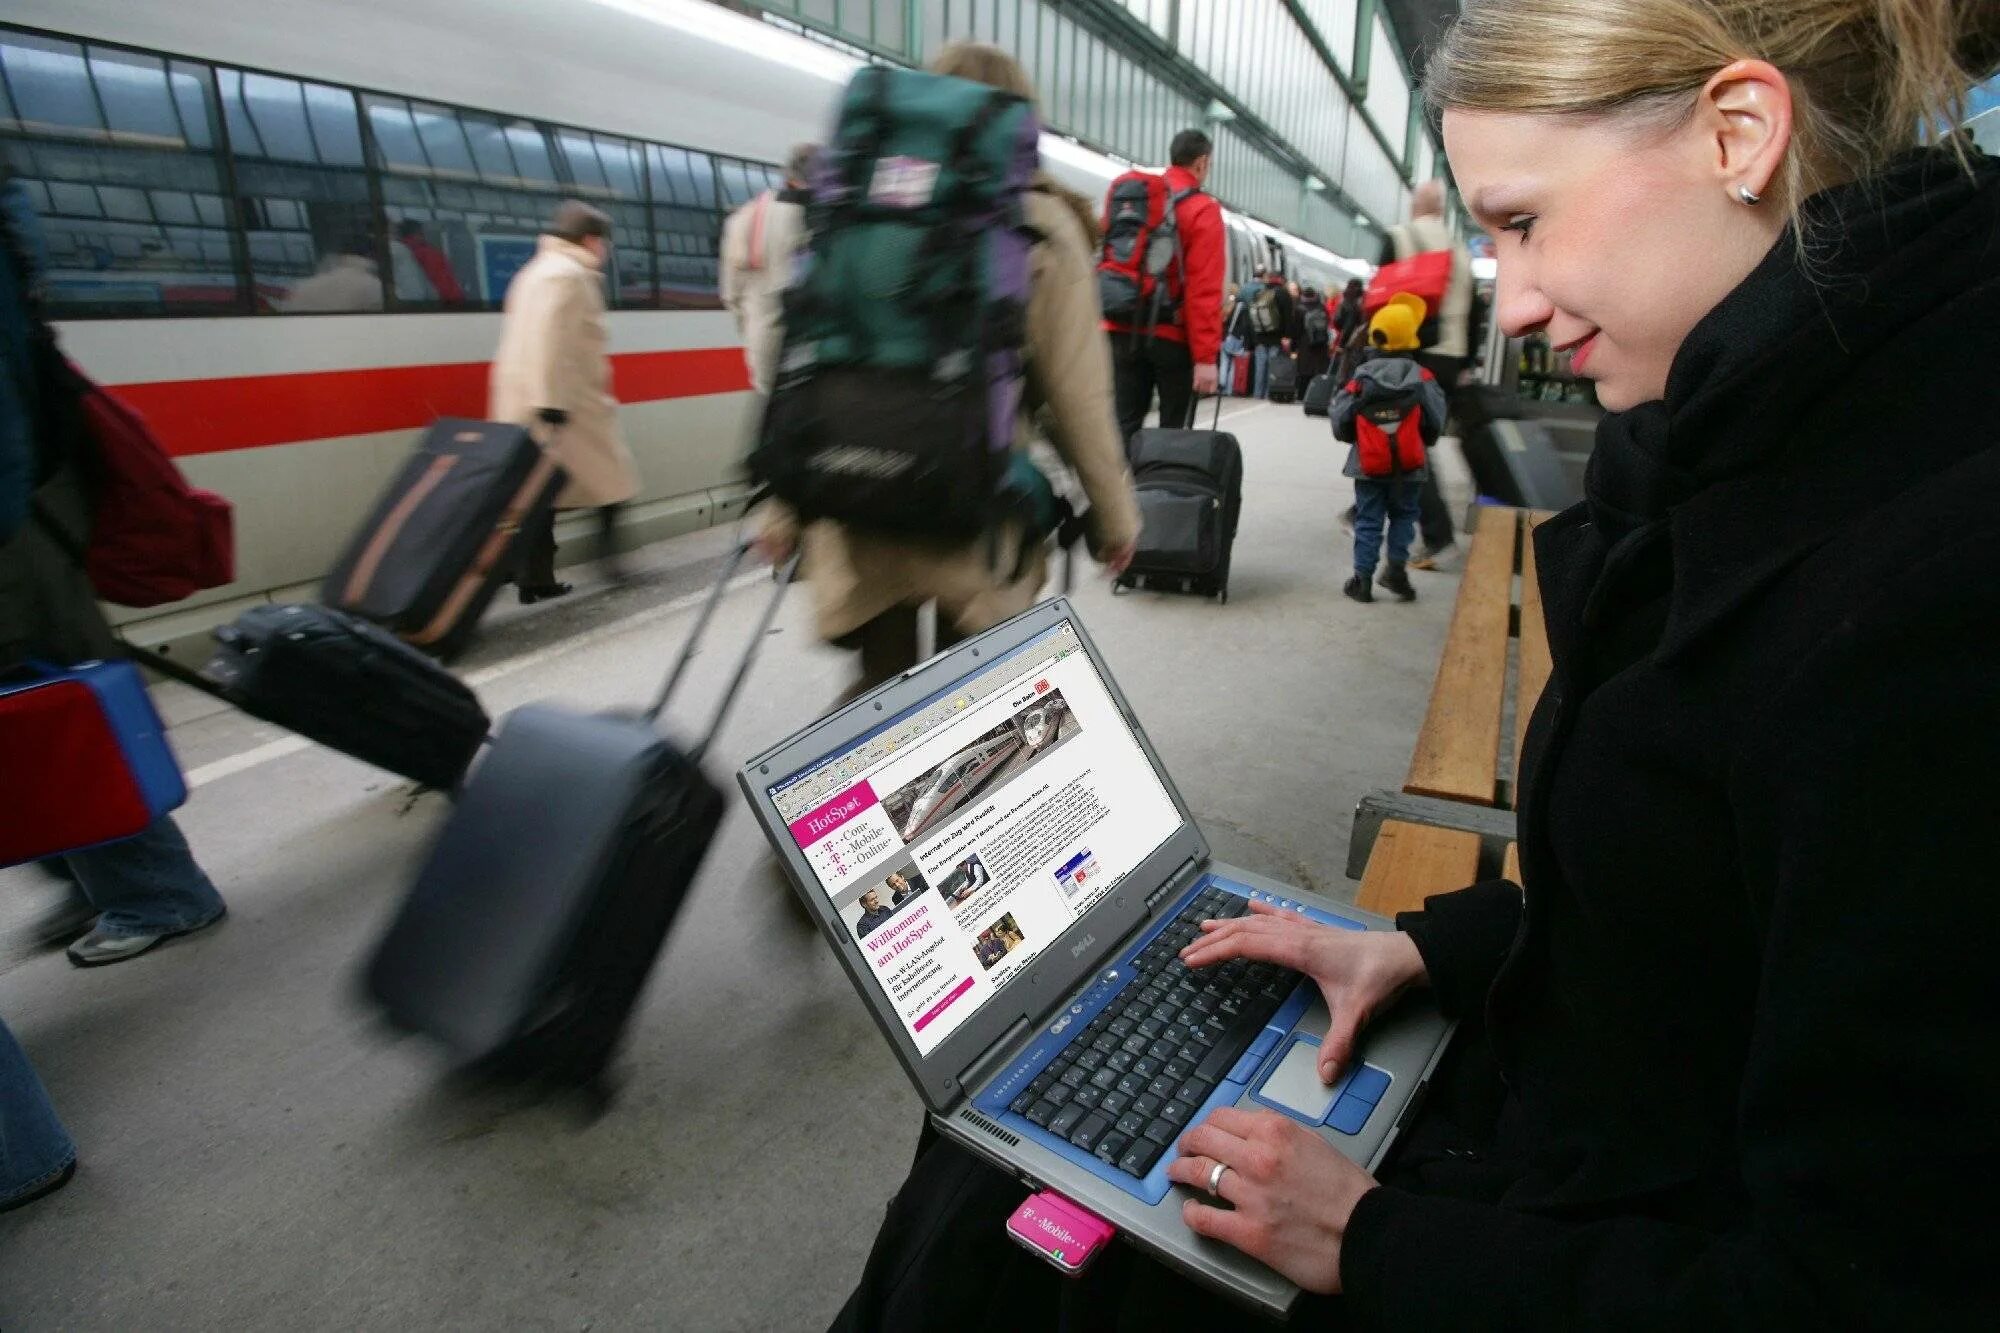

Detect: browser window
771,621,1181,1056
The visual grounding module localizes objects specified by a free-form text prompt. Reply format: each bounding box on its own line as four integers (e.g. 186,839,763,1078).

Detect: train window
551,128,651,308
410,102,477,178
648,145,717,209
0,33,243,317
714,158,759,209
220,69,378,313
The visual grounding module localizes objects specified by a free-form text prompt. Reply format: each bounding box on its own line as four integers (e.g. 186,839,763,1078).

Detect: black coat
1343,148,2000,1329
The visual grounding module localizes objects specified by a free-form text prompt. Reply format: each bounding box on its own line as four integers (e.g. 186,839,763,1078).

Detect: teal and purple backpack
751,65,1043,543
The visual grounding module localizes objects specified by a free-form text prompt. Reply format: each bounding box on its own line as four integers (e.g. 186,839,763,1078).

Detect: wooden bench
1347,506,1552,911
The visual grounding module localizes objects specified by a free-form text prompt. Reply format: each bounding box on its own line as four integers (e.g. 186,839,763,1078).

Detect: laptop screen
768,619,1181,1056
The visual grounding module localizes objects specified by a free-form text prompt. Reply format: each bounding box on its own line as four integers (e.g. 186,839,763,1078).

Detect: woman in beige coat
759,42,1141,696
489,200,641,601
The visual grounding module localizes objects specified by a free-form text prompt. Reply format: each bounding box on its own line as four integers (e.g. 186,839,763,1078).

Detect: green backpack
751,65,1043,543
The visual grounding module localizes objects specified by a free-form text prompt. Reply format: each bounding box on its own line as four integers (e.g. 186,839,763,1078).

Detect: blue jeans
50,815,224,938
1252,343,1279,399
0,1017,74,1207
1353,477,1422,576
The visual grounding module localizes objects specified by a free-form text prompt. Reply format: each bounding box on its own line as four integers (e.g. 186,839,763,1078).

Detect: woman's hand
1181,903,1427,1083
1166,1106,1377,1295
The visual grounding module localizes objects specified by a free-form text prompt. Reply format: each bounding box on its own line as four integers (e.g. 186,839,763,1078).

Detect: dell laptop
738,600,1453,1316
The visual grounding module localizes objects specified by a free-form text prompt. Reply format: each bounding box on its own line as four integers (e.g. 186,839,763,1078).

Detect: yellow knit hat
1369,293,1428,352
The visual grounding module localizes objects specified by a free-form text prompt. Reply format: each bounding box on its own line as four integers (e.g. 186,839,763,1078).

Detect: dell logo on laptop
1069,933,1096,959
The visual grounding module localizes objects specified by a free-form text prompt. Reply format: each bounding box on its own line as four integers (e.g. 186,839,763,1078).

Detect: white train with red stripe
14,0,1366,645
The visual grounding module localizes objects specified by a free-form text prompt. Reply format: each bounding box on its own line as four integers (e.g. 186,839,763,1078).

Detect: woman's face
1443,108,1785,410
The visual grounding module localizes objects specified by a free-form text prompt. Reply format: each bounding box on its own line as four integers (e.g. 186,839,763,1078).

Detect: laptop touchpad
1258,1038,1341,1123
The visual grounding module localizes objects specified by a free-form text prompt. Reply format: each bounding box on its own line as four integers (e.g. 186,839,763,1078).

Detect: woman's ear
1700,59,1793,203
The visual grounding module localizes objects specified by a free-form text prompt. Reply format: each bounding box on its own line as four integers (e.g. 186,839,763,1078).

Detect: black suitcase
362,543,794,1097
322,418,565,661
1115,408,1243,603
1302,372,1335,417
128,606,489,792
1266,356,1299,403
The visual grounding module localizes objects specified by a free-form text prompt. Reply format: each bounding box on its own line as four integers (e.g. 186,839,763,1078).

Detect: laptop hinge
1146,856,1204,911
957,1014,1035,1105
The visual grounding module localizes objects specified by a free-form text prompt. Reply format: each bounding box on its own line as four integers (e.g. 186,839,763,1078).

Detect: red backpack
61,360,234,607
1097,170,1196,330
1352,391,1431,478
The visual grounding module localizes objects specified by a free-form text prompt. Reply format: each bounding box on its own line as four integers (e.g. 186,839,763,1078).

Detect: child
1331,293,1447,603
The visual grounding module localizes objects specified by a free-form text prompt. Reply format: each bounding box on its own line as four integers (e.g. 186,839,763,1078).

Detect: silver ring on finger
1206,1159,1230,1197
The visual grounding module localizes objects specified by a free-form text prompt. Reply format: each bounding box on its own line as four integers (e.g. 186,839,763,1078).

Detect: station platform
0,400,1473,1328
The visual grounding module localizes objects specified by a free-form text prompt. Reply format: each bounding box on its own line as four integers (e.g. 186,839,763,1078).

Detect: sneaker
1379,564,1417,602
1343,573,1374,603
1409,542,1459,572
67,910,225,968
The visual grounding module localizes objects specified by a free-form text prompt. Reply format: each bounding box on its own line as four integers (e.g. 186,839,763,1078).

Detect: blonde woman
832,2,2000,1327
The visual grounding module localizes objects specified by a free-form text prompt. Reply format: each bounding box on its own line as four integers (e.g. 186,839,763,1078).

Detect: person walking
1,173,229,969
489,200,640,601
1381,179,1475,568
1101,129,1225,440
1333,295,1443,604
757,42,1139,698
1292,283,1332,388
1245,267,1293,398
1218,283,1248,396
1331,276,1368,381
720,143,819,396
826,0,2000,1325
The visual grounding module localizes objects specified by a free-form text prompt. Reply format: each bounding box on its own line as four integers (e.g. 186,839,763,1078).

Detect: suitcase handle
1186,393,1222,432
644,541,800,760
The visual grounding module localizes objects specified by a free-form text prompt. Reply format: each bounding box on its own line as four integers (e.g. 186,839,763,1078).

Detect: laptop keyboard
1007,884,1303,1179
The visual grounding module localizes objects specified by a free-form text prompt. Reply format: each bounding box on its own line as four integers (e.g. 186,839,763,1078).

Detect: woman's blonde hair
1426,0,2000,234
928,39,1038,109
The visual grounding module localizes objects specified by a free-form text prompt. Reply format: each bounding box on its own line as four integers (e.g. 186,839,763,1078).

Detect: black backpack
1302,303,1329,349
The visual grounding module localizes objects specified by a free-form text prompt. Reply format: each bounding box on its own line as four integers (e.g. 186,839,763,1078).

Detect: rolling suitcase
1115,400,1243,603
322,418,565,661
187,605,489,791
362,543,795,1097
1302,372,1335,418
1266,356,1299,403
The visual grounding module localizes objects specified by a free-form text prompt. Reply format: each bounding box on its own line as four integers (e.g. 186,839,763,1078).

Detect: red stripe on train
109,347,752,458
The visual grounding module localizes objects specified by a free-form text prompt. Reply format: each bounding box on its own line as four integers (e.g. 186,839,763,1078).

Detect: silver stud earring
1737,184,1761,206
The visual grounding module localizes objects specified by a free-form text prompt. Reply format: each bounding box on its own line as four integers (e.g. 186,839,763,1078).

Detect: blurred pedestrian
721,143,818,396
1245,267,1292,398
1100,128,1226,438
1292,283,1332,386
489,200,640,601
756,42,1140,697
1381,179,1474,568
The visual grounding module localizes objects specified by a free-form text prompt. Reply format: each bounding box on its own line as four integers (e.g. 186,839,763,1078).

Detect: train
7,0,1370,646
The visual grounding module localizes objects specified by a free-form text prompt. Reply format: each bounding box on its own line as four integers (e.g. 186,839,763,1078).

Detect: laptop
738,600,1453,1316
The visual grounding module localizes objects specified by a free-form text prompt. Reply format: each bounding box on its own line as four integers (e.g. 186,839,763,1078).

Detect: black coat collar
1541,148,2000,673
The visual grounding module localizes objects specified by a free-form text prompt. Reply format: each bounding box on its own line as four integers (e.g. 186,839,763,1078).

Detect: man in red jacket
1102,129,1225,441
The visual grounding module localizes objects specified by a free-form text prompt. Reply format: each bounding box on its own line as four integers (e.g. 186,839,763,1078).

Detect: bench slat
1503,843,1521,886
1514,513,1554,790
1404,510,1516,806
1356,819,1483,917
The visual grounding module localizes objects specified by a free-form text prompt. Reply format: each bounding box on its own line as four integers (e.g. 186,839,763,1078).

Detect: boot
1343,572,1374,603
1379,563,1416,602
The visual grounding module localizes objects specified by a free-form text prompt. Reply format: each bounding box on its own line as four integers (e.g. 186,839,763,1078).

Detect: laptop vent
962,1110,1021,1148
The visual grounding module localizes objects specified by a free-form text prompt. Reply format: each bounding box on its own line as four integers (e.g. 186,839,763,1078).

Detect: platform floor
0,399,1470,1329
